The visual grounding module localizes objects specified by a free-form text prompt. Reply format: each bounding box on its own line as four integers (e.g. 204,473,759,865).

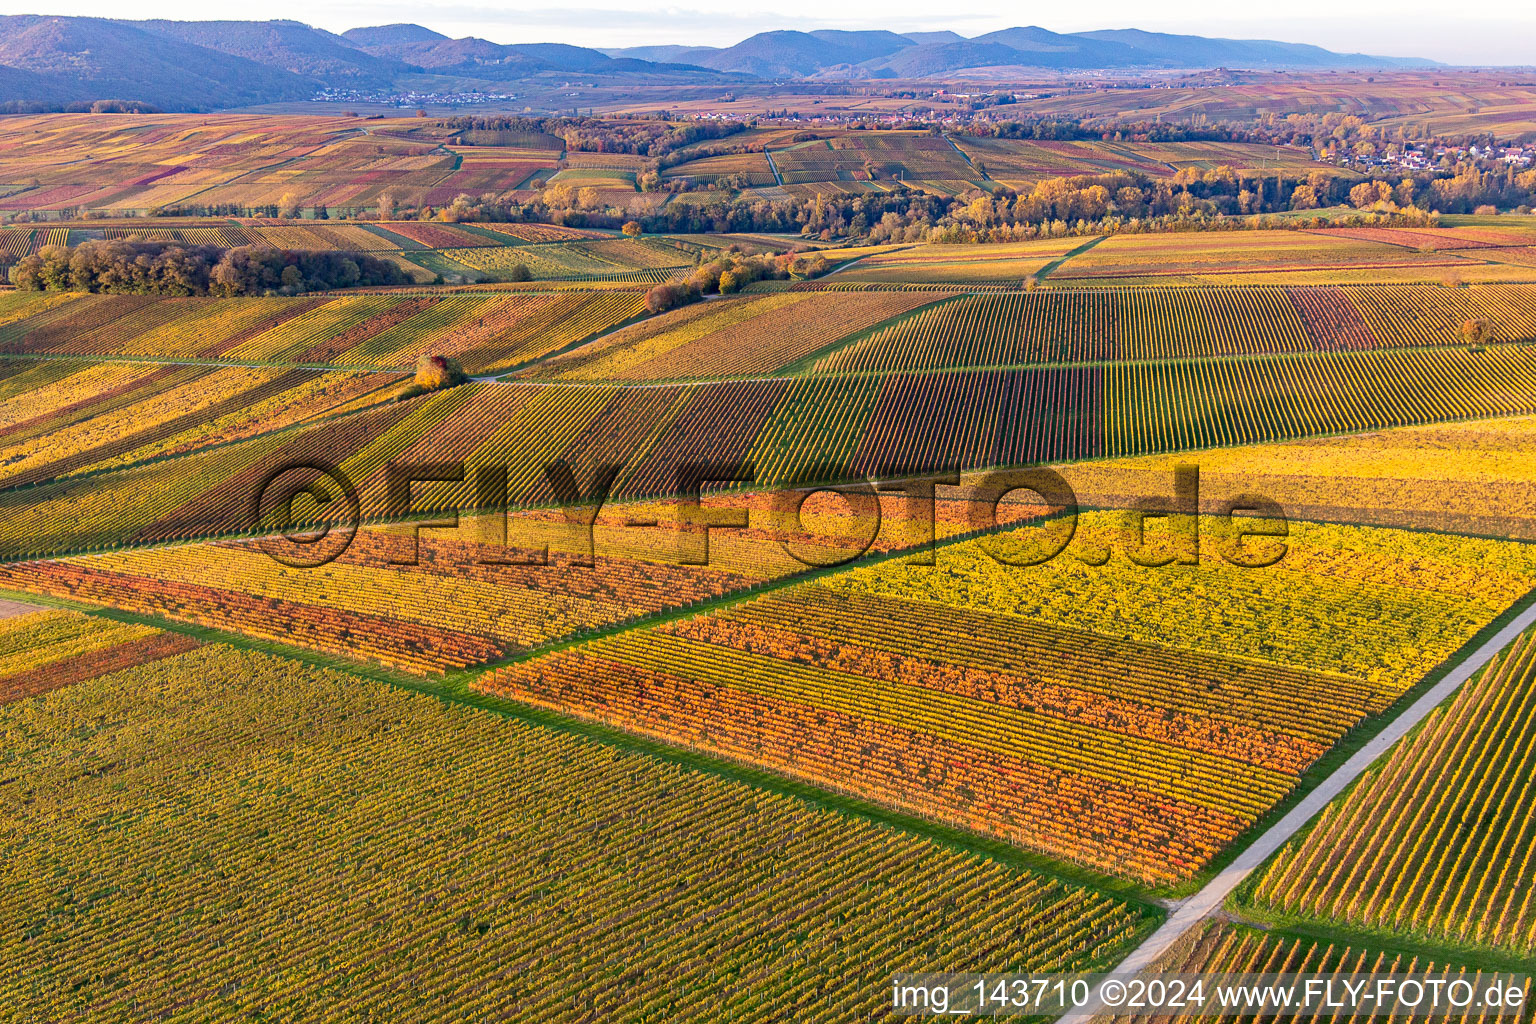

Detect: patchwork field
1025,72,1536,131
0,644,1151,1020
1048,230,1532,286
955,138,1336,187
810,285,1536,372
79,222,409,251
821,238,1085,285
0,291,647,373
480,515,1536,885
10,334,1536,559
0,114,542,213
0,359,404,487
661,151,778,187
654,131,1340,198
526,290,943,379
11,92,1536,1024
0,488,977,673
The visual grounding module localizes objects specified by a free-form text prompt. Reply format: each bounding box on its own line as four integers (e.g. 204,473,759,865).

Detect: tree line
642,250,831,313
436,115,749,158
9,241,406,296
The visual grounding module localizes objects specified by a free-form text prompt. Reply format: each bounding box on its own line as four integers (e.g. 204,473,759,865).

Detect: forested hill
0,15,1435,114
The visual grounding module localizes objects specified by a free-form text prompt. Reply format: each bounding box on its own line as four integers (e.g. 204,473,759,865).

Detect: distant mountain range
0,16,1437,113
604,26,1436,78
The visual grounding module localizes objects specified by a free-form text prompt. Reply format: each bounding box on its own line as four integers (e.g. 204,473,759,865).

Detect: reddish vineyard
0,527,761,673
10,339,1536,559
477,571,1386,885
373,222,499,248
814,285,1536,373
0,631,199,703
813,292,1123,370
0,607,201,704
0,291,644,373
486,639,1246,882
1288,286,1380,349
472,222,610,242
1314,226,1506,250
845,367,1103,474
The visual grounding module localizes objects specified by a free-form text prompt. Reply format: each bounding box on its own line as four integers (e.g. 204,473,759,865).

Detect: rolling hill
0,16,1439,112
612,24,1436,76
1077,28,1429,69
0,15,315,110
340,27,717,79
131,19,407,86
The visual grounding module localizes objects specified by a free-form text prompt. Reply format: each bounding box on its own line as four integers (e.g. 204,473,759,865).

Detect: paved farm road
1057,595,1536,1021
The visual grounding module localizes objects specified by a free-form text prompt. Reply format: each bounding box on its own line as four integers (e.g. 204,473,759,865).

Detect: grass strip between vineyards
1034,235,1109,281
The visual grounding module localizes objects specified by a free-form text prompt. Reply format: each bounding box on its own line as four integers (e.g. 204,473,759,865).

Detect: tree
400,354,469,399
1349,180,1394,209
415,354,467,389
1461,319,1491,345
277,193,302,219
621,220,642,237
333,258,361,288
577,187,601,211
644,282,690,313
542,184,575,209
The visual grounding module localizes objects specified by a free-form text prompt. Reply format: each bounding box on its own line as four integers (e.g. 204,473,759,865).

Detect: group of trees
616,172,1405,242
1422,165,1536,214
0,99,161,115
643,250,829,313
997,108,1520,155
9,241,406,296
640,157,1536,240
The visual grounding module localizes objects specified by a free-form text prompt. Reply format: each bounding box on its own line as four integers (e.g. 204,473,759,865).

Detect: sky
3,0,1533,65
